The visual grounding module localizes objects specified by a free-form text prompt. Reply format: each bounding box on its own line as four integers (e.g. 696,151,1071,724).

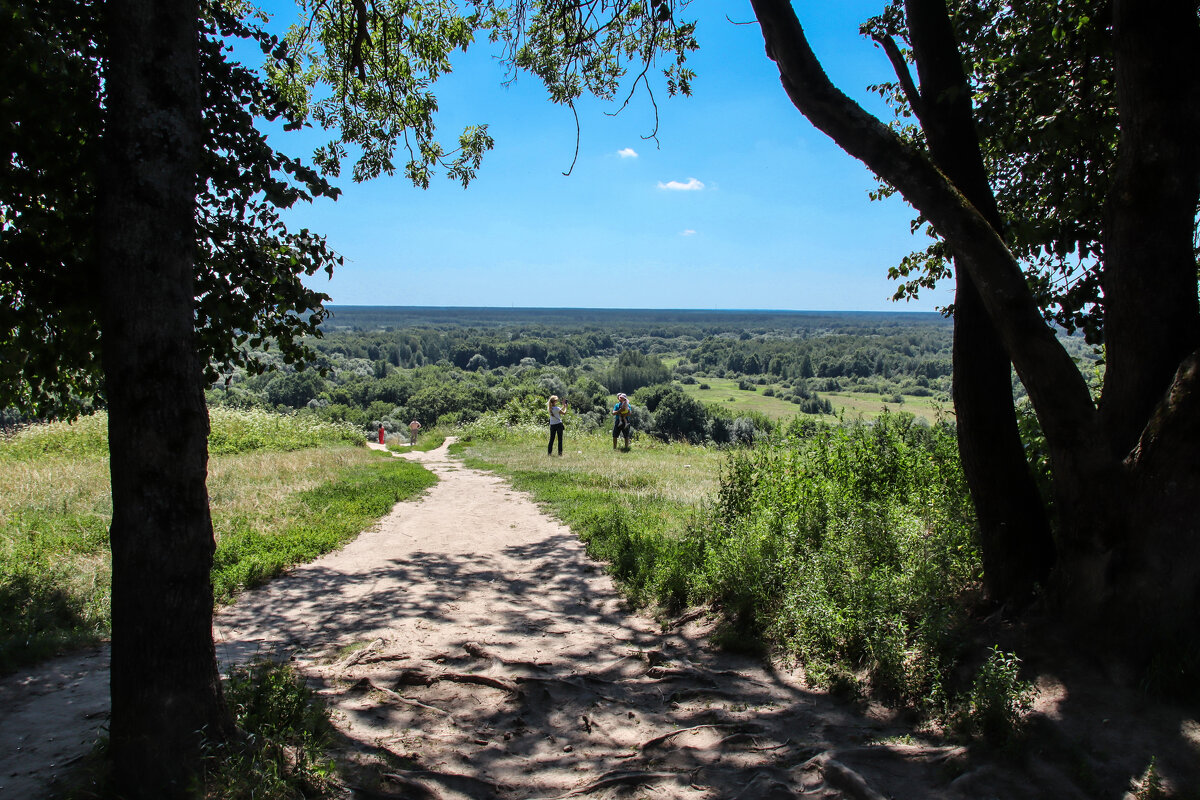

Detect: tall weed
692,412,979,703
201,660,336,799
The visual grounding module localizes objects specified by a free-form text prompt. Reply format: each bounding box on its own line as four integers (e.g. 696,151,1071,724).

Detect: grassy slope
0,411,435,671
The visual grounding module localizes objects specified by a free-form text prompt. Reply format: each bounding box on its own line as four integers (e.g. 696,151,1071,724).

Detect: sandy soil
2,439,1198,799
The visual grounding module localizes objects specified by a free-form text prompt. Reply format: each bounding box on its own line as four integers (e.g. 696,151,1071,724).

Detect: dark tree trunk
1099,0,1200,458
748,0,1200,655
902,0,1056,603
99,0,231,796
952,278,1055,602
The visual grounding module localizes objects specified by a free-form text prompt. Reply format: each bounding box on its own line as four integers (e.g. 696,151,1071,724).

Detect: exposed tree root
516,674,631,706
667,686,741,703
527,769,681,800
638,722,765,750
393,667,521,695
358,678,455,719
806,753,889,800
382,768,507,798
337,637,385,669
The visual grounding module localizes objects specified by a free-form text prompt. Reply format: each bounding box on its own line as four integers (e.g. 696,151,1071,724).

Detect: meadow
680,377,950,424
0,410,434,671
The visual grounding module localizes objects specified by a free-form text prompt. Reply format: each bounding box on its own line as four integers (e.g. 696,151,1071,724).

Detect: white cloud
657,177,705,191
617,147,638,158
681,229,697,236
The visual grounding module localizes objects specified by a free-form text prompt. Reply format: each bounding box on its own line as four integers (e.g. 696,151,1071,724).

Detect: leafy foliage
953,645,1037,746
699,412,979,703
865,0,1115,339
0,0,341,419
273,0,697,183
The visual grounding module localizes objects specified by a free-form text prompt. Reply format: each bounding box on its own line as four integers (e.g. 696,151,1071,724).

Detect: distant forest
203,306,1098,445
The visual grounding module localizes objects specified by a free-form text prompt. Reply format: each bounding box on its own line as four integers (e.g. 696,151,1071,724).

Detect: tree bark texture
1099,0,1200,458
903,0,1056,603
99,0,231,795
749,0,1200,651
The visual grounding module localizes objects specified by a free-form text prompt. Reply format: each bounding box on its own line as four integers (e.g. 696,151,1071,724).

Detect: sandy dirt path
209,441,984,800
3,439,1197,798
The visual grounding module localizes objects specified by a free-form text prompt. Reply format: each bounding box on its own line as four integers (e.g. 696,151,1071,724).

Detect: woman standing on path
547,395,567,456
612,393,632,450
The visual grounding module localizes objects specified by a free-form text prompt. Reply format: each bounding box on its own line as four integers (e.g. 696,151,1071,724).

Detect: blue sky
253,1,951,312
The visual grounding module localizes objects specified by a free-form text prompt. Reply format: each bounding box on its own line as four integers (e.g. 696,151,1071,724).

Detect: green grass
679,378,949,424
0,410,435,671
211,454,436,603
680,378,812,420
823,391,950,424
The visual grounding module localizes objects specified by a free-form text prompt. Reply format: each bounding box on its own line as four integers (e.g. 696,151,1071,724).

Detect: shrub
955,646,1037,746
691,412,979,705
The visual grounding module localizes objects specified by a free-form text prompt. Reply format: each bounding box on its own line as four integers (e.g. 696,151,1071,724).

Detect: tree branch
871,32,922,119
748,0,1098,454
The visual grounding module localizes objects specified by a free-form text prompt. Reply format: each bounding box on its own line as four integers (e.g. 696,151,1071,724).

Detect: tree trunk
952,278,1056,601
1099,0,1200,458
903,0,1056,603
99,0,232,796
749,0,1200,660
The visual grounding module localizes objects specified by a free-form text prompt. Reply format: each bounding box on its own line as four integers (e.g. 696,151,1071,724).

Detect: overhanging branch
749,0,1099,451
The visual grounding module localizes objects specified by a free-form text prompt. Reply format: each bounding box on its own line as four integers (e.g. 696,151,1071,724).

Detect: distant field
679,378,951,424
824,392,952,424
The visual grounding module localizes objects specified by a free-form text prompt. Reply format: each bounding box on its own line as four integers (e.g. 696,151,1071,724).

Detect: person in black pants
547,395,567,455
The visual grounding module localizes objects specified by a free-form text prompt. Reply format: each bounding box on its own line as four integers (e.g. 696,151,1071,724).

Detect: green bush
692,412,979,704
954,646,1037,746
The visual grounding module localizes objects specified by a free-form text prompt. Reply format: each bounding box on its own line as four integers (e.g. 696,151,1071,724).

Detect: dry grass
207,446,379,536
0,440,397,669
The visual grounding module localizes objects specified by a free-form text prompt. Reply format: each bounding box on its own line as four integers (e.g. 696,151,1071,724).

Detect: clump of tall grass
208,408,364,454
694,412,979,704
0,412,110,461
201,660,337,799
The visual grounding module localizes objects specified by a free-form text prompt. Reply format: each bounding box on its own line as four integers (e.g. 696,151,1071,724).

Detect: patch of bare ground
1,438,1197,798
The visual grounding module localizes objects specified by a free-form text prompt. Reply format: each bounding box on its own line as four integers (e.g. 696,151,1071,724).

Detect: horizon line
324,304,947,315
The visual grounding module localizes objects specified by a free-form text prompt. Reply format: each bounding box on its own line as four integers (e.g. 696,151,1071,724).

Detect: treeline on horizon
203,307,973,444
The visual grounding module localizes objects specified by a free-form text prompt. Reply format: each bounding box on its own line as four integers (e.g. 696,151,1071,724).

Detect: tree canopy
748,0,1200,667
